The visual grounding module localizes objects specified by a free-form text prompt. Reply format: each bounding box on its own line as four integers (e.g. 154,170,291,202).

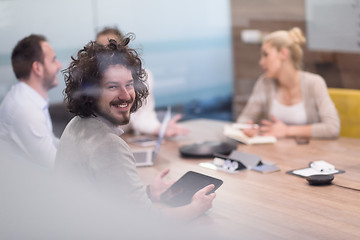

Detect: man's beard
43,69,58,90
115,111,131,125
96,98,133,126
98,108,131,126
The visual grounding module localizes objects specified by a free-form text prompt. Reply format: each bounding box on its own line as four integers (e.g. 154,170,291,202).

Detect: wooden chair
328,88,360,138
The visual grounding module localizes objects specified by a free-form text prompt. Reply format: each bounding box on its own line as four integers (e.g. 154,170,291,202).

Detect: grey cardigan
237,71,340,139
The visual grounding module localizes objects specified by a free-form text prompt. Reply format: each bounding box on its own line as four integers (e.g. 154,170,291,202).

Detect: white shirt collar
18,82,49,111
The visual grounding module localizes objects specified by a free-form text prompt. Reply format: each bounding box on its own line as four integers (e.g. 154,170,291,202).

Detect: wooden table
133,119,360,239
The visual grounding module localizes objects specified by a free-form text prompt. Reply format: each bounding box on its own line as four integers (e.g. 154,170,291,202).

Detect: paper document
223,124,276,145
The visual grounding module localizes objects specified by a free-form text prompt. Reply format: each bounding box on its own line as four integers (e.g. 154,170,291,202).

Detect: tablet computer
160,171,223,207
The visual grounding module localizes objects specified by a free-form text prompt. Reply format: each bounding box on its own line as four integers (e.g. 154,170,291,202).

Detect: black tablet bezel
160,171,223,207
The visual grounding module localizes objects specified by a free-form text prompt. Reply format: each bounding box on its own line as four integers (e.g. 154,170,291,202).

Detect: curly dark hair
62,34,149,118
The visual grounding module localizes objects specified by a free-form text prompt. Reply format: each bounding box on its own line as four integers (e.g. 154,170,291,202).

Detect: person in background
96,27,188,137
56,37,215,221
237,27,340,139
0,34,62,167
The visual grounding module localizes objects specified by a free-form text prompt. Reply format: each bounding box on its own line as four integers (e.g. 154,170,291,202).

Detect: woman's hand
242,120,259,137
260,115,288,137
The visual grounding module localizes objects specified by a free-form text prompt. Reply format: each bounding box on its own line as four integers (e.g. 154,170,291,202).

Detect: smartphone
252,164,280,173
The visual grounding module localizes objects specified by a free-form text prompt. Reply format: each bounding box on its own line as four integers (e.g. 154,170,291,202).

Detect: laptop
132,106,172,167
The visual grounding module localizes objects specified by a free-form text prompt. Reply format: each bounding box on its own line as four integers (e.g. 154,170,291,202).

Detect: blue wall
0,0,233,111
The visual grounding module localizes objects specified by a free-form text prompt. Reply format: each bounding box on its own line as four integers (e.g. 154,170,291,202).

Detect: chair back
328,88,360,138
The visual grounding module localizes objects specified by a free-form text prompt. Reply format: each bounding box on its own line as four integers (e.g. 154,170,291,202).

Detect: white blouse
270,99,307,125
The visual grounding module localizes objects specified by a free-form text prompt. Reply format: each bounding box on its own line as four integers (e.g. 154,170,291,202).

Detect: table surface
131,119,360,239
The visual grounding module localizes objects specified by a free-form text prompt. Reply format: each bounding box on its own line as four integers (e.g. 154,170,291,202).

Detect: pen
232,123,259,129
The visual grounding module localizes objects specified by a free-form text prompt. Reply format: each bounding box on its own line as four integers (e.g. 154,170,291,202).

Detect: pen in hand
232,123,259,130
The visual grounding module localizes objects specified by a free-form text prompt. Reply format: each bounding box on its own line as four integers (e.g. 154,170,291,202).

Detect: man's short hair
11,34,47,79
96,27,124,43
63,34,149,118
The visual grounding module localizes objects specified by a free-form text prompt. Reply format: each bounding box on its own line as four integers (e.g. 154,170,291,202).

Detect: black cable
333,183,360,192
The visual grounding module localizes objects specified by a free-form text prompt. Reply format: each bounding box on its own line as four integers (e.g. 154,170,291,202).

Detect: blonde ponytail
288,27,306,46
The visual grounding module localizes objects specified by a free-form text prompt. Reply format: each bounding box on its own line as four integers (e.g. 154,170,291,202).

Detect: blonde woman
237,27,340,139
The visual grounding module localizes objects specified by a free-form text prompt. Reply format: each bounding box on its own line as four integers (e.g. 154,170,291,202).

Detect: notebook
132,106,171,167
223,124,277,145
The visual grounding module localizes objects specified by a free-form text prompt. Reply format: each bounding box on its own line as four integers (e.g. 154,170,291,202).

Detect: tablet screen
160,171,223,207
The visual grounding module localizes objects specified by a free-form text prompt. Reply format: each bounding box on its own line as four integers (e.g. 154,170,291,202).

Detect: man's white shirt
0,82,59,167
